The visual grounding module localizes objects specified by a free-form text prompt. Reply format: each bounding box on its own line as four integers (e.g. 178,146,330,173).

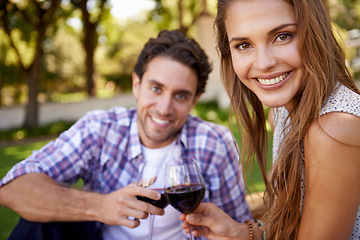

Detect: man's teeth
152,117,169,125
258,73,288,86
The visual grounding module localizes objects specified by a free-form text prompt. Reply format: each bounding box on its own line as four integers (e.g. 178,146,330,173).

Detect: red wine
136,189,169,209
165,184,205,214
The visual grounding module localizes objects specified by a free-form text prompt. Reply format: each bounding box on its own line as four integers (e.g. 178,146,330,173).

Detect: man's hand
0,173,164,229
98,184,165,228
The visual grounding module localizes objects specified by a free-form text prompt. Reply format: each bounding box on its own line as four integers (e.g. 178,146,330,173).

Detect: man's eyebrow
229,23,297,44
148,79,164,87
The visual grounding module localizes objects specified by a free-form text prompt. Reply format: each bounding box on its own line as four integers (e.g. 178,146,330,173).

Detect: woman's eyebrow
229,36,248,44
269,23,297,35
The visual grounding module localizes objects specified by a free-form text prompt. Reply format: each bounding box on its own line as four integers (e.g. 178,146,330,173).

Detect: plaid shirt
1,107,251,235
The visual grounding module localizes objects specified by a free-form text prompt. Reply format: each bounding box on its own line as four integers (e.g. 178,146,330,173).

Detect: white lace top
272,84,360,239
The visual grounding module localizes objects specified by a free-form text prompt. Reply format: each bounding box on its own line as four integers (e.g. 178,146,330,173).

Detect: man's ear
132,72,140,99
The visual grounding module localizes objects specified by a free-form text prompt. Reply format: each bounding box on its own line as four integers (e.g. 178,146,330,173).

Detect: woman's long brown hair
215,0,360,239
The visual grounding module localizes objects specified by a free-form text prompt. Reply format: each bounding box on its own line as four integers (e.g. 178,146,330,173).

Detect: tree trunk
24,67,39,130
23,28,44,130
84,24,97,97
75,0,107,97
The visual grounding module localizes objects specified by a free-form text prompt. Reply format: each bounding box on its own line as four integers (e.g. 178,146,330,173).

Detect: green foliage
147,0,217,31
330,0,360,31
103,73,132,92
0,121,75,142
191,100,229,124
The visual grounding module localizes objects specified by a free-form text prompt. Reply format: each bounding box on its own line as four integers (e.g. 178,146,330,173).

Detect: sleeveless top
272,84,360,239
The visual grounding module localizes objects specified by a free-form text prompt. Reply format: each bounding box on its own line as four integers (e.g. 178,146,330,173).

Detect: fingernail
187,214,195,221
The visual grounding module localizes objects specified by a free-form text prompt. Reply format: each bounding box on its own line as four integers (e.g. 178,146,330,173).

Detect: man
0,30,251,240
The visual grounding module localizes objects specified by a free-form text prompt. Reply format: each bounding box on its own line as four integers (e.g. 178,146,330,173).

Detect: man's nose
156,95,172,115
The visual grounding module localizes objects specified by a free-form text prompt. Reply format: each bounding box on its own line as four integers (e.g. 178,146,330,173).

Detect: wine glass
164,157,205,240
136,162,169,240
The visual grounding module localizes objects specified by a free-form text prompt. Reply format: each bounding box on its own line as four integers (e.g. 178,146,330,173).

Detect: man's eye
151,86,160,92
176,94,186,101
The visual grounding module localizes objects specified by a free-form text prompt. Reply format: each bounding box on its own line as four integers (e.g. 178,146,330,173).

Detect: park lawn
0,140,52,240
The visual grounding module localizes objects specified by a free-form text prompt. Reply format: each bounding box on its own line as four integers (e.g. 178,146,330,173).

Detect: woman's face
225,0,304,109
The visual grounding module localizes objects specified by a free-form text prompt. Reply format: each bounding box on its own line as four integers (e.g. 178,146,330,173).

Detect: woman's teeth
152,117,169,125
258,72,289,86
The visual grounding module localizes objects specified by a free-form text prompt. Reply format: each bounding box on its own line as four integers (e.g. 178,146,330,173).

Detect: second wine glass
136,162,168,240
164,157,205,240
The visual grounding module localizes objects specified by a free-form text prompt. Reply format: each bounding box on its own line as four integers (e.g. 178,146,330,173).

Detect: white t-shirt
102,141,186,240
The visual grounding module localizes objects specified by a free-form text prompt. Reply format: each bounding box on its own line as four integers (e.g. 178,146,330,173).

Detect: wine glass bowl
136,162,168,240
136,164,169,209
164,157,205,239
165,182,205,214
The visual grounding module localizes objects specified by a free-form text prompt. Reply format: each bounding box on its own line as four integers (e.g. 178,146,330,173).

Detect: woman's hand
180,202,249,240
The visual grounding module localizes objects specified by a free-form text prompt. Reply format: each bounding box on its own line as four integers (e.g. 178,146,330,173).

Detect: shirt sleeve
195,125,252,225
0,111,103,188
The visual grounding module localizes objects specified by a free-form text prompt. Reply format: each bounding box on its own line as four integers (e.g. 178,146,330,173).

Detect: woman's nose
253,47,277,71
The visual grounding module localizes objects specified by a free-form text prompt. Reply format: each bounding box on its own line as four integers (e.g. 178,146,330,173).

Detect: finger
185,213,217,228
114,216,141,229
135,187,161,200
116,189,164,216
117,204,149,220
191,228,209,238
179,213,186,221
191,202,212,213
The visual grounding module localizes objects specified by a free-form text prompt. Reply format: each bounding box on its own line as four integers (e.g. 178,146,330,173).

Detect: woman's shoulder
311,112,360,147
305,112,360,164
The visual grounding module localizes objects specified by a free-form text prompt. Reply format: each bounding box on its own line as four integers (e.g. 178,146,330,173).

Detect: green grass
0,140,52,240
0,101,272,239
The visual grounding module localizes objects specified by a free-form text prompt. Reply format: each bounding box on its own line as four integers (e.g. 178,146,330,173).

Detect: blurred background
0,0,359,238
0,0,359,134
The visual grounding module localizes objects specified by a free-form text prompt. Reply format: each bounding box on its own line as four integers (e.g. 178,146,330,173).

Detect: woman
180,0,360,239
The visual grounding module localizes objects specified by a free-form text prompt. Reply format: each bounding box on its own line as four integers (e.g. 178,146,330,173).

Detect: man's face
132,56,200,148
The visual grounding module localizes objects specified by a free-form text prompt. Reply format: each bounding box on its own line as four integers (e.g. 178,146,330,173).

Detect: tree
148,0,214,34
0,0,60,130
329,0,360,31
71,0,109,97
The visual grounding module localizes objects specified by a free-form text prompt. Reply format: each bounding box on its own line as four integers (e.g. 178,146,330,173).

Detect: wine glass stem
147,214,155,240
189,231,194,240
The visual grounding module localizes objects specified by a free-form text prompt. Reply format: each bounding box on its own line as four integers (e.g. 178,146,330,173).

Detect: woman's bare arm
299,112,360,239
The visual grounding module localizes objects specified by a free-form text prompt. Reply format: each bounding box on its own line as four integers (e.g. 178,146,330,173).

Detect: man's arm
0,173,164,228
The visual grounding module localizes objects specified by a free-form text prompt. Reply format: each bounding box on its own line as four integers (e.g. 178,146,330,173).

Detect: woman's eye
275,33,292,42
235,42,251,50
